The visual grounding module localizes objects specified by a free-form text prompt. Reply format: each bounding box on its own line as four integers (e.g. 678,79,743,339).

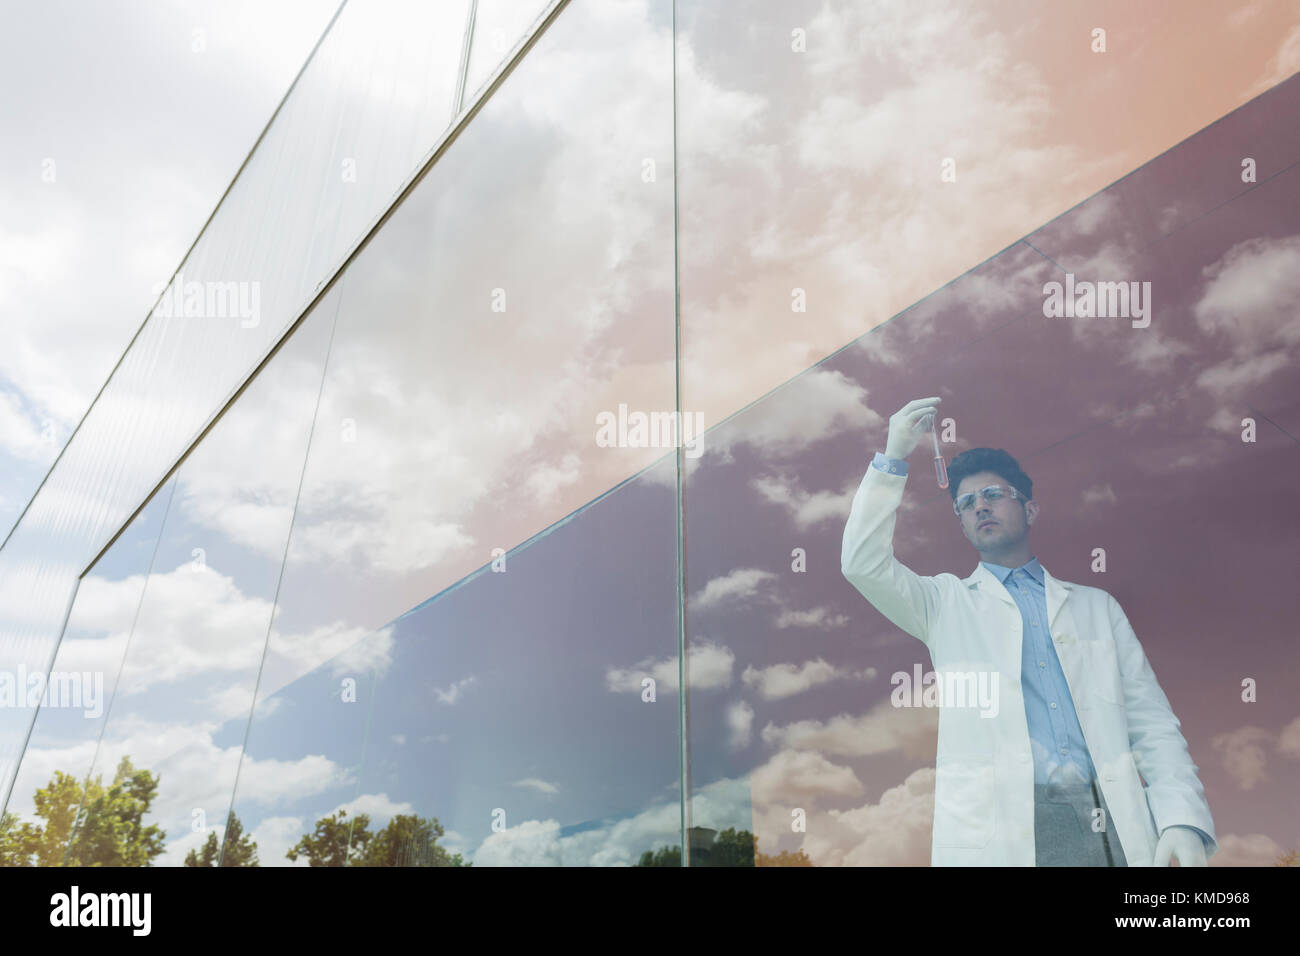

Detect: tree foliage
287,809,468,867
635,828,814,866
0,757,166,867
184,812,259,867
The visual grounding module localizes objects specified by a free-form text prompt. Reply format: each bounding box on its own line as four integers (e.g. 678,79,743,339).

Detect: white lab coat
841,463,1217,866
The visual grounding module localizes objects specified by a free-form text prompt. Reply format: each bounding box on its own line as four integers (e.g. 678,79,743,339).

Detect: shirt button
1050,702,1057,709
1038,661,1046,668
1059,748,1069,756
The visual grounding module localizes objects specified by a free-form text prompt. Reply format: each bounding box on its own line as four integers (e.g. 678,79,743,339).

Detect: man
841,396,1216,866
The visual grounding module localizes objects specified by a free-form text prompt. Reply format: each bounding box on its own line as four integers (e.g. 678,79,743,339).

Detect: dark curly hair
947,448,1033,503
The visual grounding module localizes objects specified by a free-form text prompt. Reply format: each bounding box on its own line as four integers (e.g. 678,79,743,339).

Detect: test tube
926,413,948,488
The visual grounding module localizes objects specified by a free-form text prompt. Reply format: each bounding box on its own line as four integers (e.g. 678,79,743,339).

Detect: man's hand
884,397,943,460
1153,826,1208,867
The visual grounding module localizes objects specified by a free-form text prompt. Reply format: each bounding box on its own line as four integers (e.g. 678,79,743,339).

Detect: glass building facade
2,0,1298,866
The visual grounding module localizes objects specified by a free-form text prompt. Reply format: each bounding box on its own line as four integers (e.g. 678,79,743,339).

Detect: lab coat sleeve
1108,593,1218,859
840,462,945,649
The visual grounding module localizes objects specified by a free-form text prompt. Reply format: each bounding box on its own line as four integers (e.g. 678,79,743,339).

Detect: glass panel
229,0,679,866
462,0,554,105
0,1,472,802
679,56,1300,866
354,458,680,866
1,478,175,866
64,285,342,867
223,628,388,867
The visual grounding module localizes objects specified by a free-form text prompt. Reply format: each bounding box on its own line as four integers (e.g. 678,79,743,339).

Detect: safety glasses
953,484,1025,517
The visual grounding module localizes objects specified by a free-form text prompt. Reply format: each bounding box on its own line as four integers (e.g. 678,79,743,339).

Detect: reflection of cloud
705,369,882,462
1246,22,1300,96
742,659,875,700
760,695,938,759
1194,235,1300,350
1081,483,1116,507
269,0,682,585
263,619,394,695
751,473,860,530
335,791,415,822
773,606,850,629
691,567,777,609
523,451,583,505
473,776,744,866
171,350,326,560
251,816,308,869
1193,235,1300,426
110,563,271,696
434,675,478,706
605,640,734,694
73,562,393,704
3,739,100,821
1210,725,1272,790
514,777,560,795
1209,832,1287,867
750,748,863,805
1277,716,1300,760
794,767,935,867
727,700,754,750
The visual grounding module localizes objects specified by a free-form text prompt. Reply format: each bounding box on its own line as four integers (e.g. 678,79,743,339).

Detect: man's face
955,470,1037,555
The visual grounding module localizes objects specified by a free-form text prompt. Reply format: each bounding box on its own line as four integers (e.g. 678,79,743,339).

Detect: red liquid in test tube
927,413,948,488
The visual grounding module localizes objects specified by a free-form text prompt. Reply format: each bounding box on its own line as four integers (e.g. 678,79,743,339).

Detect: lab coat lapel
1040,564,1073,630
963,563,1017,607
964,562,1073,628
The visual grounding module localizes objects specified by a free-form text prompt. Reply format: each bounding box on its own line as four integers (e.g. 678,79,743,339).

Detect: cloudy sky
1,0,1297,867
0,0,339,537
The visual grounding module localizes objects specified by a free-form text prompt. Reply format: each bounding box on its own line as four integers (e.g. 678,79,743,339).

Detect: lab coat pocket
933,755,995,849
1078,638,1123,705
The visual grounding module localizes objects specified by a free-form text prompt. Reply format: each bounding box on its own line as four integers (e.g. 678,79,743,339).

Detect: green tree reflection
184,812,259,866
0,756,165,866
287,809,469,866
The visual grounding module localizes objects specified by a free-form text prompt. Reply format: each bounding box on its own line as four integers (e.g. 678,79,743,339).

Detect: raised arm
841,397,947,648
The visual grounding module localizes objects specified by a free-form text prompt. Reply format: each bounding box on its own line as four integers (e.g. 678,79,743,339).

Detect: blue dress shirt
979,557,1096,787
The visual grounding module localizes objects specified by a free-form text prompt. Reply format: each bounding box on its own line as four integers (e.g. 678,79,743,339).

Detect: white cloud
1209,832,1288,867
1210,725,1273,790
691,567,777,610
335,792,415,824
1081,483,1116,507
523,451,583,505
1192,235,1300,424
797,766,935,867
605,640,735,694
742,658,875,700
1246,22,1300,96
727,700,754,750
0,0,338,535
760,695,939,759
750,748,864,805
704,369,882,462
1274,716,1300,760
250,815,309,868
514,777,560,795
773,606,850,630
434,675,478,706
751,473,860,530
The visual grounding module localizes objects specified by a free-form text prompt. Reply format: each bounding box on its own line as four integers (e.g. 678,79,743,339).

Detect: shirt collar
981,556,1044,585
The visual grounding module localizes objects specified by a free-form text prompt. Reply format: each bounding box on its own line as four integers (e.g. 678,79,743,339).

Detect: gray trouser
1033,777,1127,866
